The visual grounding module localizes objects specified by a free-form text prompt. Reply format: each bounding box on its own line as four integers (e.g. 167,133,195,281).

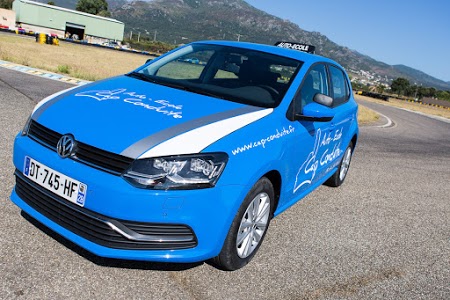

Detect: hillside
47,0,450,90
392,65,449,89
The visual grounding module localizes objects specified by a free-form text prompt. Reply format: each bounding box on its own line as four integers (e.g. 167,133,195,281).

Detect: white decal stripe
121,105,262,158
139,108,273,158
32,85,79,115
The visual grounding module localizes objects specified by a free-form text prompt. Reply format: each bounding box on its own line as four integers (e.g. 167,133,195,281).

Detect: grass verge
0,33,148,81
355,95,450,119
358,105,380,124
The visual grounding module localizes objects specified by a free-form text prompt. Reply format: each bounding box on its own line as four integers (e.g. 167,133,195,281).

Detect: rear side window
329,65,349,106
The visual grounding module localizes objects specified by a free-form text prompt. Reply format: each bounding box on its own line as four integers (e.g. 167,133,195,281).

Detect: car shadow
20,210,204,271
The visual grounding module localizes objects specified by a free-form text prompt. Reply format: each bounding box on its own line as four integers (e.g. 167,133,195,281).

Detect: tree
97,10,111,17
0,0,13,9
390,77,410,96
436,90,450,101
47,1,55,5
428,87,437,98
76,0,109,16
405,85,417,97
417,86,427,98
376,84,385,94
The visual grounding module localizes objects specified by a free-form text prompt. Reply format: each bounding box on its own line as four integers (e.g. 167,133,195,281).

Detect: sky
245,0,450,82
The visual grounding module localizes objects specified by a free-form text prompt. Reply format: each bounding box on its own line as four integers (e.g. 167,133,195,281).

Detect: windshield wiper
127,72,157,83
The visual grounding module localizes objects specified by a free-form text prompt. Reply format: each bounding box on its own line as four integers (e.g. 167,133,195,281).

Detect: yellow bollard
38,33,46,44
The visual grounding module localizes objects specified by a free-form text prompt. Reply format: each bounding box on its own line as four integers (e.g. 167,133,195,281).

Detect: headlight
123,153,228,190
21,116,32,136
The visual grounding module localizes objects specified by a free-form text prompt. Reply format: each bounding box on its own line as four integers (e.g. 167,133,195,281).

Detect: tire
325,142,354,187
212,177,274,271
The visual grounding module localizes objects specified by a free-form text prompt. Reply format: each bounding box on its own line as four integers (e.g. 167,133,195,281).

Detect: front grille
27,120,134,175
28,121,60,149
15,171,198,250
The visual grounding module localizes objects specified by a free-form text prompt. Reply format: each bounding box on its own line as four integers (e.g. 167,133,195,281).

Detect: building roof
16,0,124,24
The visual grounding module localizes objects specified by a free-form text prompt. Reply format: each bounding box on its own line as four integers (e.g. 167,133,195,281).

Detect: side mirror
295,95,335,122
314,93,333,107
146,58,152,64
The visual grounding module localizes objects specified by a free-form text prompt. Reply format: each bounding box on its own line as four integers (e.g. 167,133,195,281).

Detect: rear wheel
213,177,274,271
325,142,354,187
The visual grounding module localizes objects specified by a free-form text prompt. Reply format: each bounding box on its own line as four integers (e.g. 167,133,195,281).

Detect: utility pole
237,33,241,41
153,30,157,41
130,31,132,40
138,32,140,42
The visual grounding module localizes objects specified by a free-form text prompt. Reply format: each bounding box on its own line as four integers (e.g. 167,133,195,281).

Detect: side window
270,64,297,83
329,66,350,106
296,64,329,109
214,53,243,79
214,69,239,79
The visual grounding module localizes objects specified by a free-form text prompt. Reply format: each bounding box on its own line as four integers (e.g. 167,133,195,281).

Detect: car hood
32,76,272,158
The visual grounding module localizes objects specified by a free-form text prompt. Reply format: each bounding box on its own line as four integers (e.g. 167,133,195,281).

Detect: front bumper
11,134,245,263
14,171,198,250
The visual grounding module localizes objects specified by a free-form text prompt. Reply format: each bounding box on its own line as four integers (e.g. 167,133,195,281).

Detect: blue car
11,41,358,270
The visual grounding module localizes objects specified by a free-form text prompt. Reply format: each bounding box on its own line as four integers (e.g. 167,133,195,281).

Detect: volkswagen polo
11,41,358,270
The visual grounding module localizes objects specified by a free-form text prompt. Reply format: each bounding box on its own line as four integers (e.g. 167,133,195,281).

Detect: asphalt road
1,68,449,300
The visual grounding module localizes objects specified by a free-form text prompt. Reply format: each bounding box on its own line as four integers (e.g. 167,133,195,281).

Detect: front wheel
212,177,274,271
325,142,354,187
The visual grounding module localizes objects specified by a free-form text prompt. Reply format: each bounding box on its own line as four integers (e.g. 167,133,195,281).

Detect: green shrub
57,64,70,74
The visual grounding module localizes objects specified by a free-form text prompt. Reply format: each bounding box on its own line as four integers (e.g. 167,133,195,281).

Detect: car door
315,64,355,179
287,63,334,195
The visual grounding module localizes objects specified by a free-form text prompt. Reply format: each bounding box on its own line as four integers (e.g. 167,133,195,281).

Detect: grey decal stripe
121,106,263,158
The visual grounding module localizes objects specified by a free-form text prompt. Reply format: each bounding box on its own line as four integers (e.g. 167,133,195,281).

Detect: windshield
129,44,303,108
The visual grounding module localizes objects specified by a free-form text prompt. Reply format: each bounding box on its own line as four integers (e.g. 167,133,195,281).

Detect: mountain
45,0,450,90
392,65,450,90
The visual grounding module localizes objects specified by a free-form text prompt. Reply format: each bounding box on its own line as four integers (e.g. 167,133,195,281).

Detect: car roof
193,40,341,68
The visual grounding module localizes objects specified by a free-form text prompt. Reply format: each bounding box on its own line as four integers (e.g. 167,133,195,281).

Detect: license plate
23,156,87,207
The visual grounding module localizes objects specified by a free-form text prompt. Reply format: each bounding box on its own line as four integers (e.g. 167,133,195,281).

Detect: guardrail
418,98,450,110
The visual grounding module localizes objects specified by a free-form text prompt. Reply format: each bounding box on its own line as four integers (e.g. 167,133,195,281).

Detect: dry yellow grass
355,95,450,119
357,105,380,124
0,34,148,81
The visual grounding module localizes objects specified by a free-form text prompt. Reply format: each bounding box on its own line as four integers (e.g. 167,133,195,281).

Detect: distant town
349,69,390,88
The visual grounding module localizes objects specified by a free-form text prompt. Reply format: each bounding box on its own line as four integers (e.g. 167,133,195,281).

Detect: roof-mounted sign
275,42,316,54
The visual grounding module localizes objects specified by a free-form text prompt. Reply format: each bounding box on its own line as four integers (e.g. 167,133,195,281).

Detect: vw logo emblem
57,135,75,158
